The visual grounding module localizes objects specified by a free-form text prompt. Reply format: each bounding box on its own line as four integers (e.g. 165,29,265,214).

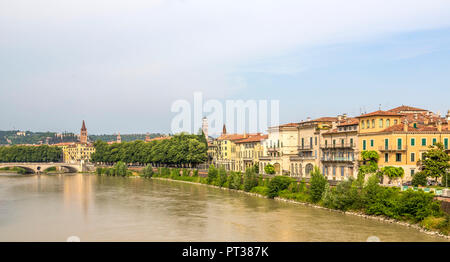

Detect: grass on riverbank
0,166,29,174
135,165,449,236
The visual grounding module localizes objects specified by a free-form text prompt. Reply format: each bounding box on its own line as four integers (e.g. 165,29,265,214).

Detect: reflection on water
0,173,447,242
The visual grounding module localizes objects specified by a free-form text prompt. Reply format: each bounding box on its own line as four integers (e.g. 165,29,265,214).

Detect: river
0,173,447,242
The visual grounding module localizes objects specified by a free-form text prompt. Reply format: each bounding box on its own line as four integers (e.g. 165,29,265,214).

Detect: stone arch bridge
0,162,84,174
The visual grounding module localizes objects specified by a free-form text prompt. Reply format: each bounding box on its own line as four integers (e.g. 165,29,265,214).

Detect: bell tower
80,120,87,144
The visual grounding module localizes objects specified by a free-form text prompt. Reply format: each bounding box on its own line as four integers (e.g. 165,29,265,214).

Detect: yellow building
235,134,267,172
58,143,96,164
356,107,450,183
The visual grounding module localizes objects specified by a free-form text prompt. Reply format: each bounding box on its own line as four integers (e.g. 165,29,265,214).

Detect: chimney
337,115,342,121
403,119,408,132
343,113,347,120
437,120,442,132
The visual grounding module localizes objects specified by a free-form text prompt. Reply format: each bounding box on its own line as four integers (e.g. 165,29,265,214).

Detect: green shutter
385,139,389,150
432,138,437,145
363,140,366,150
445,138,449,149
411,138,415,146
397,138,402,150
370,140,374,147
422,138,426,146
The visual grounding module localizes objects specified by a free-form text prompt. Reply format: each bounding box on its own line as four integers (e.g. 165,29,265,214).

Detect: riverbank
149,176,450,240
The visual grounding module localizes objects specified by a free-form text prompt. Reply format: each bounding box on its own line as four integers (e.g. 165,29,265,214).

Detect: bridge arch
0,165,35,174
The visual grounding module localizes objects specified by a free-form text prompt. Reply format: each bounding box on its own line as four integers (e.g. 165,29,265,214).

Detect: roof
337,118,359,127
234,134,268,144
356,110,404,118
81,120,87,131
147,136,172,142
388,105,428,113
381,123,441,132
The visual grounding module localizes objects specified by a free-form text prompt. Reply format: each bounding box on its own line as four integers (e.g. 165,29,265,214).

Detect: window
332,166,336,176
411,153,415,162
350,138,354,146
341,167,344,177
445,138,449,150
379,119,383,128
385,153,389,163
397,138,402,150
432,138,437,145
372,119,375,128
394,120,398,125
315,137,317,145
386,119,390,127
361,121,365,129
341,139,344,145
421,138,427,146
396,153,402,162
410,138,415,146
411,169,415,176
363,140,366,150
384,138,389,150
367,120,370,128
370,140,374,147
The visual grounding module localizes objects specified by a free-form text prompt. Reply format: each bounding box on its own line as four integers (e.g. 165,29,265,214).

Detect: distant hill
89,133,165,143
0,130,166,145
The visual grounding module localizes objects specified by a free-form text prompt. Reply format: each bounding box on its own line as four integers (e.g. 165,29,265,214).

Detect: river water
0,173,447,242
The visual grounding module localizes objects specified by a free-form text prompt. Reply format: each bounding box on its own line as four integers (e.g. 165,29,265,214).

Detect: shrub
396,189,442,222
216,166,228,187
192,169,199,177
267,176,294,198
207,165,218,184
322,178,362,211
227,172,242,190
264,164,276,175
96,167,103,175
309,166,328,203
243,167,258,192
411,171,427,187
141,165,154,178
250,186,269,196
182,169,189,177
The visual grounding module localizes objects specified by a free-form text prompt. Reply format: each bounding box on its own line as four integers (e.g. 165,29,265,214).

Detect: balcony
378,146,407,152
297,144,313,151
321,157,355,162
321,143,356,149
290,155,316,161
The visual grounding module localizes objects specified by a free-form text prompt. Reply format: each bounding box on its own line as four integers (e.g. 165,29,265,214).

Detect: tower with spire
202,117,208,140
80,120,88,144
117,132,122,143
222,124,227,135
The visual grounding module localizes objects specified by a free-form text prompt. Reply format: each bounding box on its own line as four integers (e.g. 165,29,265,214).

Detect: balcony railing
320,143,356,149
378,146,407,152
321,157,355,162
290,155,316,161
298,144,313,150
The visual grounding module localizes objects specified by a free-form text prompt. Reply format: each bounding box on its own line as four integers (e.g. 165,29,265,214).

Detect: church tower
222,124,227,135
117,132,122,143
80,120,88,144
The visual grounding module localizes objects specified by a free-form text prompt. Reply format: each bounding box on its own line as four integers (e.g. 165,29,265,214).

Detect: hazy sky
1,0,450,134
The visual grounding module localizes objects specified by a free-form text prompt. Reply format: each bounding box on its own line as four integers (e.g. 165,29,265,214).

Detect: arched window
367,120,370,128
305,164,313,176
379,119,383,128
386,119,390,127
372,119,375,128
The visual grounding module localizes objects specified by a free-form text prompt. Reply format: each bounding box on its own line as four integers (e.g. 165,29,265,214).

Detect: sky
1,0,450,135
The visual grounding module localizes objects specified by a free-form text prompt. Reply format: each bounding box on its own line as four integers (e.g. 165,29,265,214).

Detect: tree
216,166,228,187
207,165,218,184
411,171,427,187
141,165,154,178
379,166,404,184
309,166,328,203
418,143,450,184
358,150,379,180
264,164,276,175
243,167,258,192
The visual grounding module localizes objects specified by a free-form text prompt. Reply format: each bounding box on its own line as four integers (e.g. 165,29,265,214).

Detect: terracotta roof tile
356,110,404,118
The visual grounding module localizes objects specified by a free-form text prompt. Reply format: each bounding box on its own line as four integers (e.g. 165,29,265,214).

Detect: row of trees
0,145,62,162
90,133,208,167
